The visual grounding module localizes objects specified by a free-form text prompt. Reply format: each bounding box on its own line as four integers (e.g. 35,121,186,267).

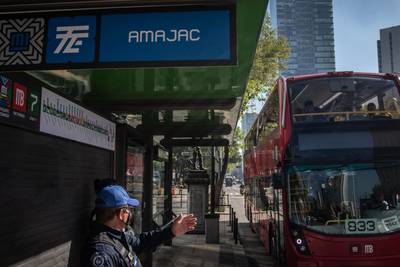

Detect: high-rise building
241,112,258,136
377,25,400,73
269,0,336,76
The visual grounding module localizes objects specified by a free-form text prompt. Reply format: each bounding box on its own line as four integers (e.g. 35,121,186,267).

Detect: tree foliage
213,15,290,208
228,127,243,165
242,15,290,114
172,15,290,212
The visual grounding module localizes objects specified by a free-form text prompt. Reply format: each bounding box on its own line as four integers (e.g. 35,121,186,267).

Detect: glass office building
377,25,400,73
269,0,336,76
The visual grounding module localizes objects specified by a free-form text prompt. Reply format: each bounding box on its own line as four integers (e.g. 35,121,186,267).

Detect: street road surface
224,184,248,223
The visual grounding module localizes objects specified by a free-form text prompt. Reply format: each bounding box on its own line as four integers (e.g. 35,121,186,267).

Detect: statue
191,146,204,170
185,146,209,234
192,147,197,169
197,147,204,170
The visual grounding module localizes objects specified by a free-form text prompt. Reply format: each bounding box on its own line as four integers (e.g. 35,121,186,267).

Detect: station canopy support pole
211,146,216,214
163,110,173,246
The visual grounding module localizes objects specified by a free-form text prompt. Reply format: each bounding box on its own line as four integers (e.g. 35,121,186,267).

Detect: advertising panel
0,73,116,150
40,87,116,151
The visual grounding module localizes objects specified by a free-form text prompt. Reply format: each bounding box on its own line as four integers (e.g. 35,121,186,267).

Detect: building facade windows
377,26,400,73
269,0,335,76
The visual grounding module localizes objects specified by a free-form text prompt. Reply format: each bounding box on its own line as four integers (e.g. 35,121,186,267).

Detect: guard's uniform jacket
84,223,175,267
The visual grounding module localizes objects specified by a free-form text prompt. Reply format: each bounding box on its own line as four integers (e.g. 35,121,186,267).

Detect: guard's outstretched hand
171,214,197,237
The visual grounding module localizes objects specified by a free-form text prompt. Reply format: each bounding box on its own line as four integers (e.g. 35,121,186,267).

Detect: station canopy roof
1,0,268,146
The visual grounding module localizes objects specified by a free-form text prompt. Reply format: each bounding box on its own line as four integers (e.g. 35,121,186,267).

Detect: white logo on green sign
28,91,40,117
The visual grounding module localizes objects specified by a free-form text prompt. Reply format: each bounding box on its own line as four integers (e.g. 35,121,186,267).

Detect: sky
334,0,400,72
252,0,400,113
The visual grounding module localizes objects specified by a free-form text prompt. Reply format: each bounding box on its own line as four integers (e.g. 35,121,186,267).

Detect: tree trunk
214,146,229,207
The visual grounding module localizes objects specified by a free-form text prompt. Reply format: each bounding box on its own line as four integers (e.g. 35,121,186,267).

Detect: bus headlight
290,224,311,255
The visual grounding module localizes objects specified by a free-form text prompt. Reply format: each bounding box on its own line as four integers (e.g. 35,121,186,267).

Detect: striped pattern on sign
0,18,45,66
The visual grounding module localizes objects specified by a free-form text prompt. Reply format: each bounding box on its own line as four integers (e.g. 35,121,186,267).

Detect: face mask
125,209,132,226
120,208,133,228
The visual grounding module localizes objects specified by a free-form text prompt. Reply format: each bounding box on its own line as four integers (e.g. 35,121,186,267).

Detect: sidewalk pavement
238,222,274,267
153,218,248,267
153,213,274,267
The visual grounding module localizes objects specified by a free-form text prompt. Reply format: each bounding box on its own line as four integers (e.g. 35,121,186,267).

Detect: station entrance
0,0,268,266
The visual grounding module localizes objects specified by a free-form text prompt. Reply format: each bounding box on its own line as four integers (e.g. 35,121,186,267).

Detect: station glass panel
153,160,165,226
126,146,144,233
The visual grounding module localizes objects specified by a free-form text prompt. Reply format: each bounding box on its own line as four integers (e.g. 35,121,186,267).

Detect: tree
241,15,290,114
172,147,192,185
213,14,290,208
214,127,243,208
228,127,244,166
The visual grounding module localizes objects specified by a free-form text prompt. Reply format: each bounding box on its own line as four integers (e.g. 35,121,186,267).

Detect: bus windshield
288,162,400,235
288,76,400,123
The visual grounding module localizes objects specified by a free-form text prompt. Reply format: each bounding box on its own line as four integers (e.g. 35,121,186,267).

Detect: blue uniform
84,223,175,267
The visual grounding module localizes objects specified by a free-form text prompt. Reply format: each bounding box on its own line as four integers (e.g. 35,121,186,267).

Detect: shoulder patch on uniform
91,252,106,267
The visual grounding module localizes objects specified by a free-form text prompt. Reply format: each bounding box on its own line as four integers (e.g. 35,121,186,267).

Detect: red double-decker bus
244,72,400,266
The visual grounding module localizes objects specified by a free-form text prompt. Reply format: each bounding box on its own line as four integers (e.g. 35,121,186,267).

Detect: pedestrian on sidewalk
83,185,197,267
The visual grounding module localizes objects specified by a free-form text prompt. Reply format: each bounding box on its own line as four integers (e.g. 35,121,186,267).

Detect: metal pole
163,134,173,246
142,109,155,267
234,217,238,244
210,146,215,214
115,123,128,184
142,70,155,267
180,189,183,209
162,108,173,246
143,133,153,267
227,205,231,226
233,211,236,236
230,208,234,232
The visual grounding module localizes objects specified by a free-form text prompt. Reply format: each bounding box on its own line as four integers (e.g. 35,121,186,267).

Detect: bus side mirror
273,173,283,189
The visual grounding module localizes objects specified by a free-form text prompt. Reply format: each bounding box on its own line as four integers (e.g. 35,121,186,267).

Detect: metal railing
161,190,240,244
152,208,177,229
216,204,239,244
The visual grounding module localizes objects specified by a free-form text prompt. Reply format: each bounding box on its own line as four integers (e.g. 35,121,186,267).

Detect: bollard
228,206,232,226
229,207,232,226
229,208,232,231
234,217,238,244
234,212,237,238
180,190,183,208
233,216,236,243
232,211,236,233
230,208,234,232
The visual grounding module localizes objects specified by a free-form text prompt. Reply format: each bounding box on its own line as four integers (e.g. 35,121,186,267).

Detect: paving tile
154,192,274,267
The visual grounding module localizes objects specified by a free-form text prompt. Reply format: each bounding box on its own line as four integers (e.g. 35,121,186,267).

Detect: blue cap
95,185,140,208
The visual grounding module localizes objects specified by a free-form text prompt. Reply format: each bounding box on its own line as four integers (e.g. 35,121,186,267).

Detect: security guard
84,185,197,267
